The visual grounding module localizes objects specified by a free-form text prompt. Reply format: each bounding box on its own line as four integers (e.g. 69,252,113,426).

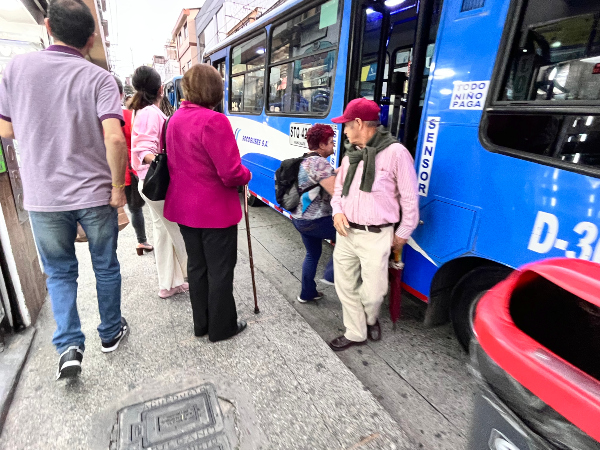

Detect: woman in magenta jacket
164,64,251,342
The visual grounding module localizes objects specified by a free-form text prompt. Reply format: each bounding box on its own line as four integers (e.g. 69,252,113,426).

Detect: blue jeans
292,215,336,300
29,205,122,354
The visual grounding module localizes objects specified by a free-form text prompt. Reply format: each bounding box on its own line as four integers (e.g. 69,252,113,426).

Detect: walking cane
244,185,260,314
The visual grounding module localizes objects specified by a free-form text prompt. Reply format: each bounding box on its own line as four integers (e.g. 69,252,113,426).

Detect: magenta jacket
163,101,251,228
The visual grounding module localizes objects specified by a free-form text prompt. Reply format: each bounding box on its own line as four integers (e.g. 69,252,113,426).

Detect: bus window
175,78,184,108
267,0,342,115
213,58,226,113
165,82,175,107
485,0,600,172
230,34,266,114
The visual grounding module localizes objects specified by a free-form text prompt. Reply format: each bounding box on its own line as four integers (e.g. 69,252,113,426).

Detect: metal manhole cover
114,384,231,449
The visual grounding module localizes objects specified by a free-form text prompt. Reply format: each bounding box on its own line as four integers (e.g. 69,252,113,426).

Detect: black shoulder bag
142,117,171,201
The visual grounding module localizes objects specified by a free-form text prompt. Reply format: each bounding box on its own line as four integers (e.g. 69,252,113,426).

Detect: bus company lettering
241,134,268,147
417,117,441,197
450,81,489,110
528,211,600,262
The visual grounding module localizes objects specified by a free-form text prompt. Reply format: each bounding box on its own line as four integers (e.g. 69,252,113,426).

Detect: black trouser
125,185,147,244
178,224,239,342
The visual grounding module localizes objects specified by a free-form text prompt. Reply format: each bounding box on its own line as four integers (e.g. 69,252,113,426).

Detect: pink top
331,142,419,239
131,104,167,180
163,101,251,228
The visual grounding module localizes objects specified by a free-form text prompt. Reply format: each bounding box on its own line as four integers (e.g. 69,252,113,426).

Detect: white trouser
139,181,188,290
333,227,393,342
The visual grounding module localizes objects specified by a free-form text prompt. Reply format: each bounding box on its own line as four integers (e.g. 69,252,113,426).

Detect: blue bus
164,75,184,110
203,0,600,349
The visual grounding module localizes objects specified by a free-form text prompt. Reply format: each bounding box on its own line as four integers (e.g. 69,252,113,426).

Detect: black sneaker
101,317,129,353
56,346,83,380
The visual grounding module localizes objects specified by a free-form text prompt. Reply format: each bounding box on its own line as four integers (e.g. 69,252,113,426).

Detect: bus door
348,0,442,152
212,58,226,113
165,80,176,109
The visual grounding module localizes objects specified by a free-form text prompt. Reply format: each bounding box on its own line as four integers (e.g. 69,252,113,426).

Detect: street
239,199,477,449
0,197,476,449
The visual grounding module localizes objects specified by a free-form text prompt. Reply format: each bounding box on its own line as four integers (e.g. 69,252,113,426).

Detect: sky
105,0,205,79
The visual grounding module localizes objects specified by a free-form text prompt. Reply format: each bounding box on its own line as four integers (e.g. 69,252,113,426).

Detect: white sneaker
297,292,324,303
319,279,335,286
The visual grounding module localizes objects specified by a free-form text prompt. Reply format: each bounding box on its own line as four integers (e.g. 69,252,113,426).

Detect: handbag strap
161,116,172,155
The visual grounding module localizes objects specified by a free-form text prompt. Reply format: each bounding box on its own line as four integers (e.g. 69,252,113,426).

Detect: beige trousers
333,227,393,342
139,181,188,290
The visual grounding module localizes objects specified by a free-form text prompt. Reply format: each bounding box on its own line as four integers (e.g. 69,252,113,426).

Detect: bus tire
450,266,512,352
246,191,262,207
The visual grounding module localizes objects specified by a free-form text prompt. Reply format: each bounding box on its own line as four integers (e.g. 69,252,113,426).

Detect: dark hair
130,66,162,112
113,76,124,95
48,0,96,49
182,64,223,109
159,95,174,117
306,124,335,151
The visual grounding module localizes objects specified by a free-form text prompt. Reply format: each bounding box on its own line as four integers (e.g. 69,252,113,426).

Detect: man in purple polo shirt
0,0,129,380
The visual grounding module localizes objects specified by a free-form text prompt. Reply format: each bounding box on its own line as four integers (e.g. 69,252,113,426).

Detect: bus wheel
450,266,512,352
246,190,262,207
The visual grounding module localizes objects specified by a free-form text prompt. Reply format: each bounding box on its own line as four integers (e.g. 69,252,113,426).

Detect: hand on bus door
333,213,350,237
110,186,127,209
392,236,408,253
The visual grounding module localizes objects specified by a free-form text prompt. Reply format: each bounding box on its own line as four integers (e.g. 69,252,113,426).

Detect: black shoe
209,320,247,342
367,320,381,341
235,320,247,335
101,317,129,353
56,346,83,380
328,335,367,352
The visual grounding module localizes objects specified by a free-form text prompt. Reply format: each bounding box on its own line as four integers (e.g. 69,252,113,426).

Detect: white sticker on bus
528,211,600,261
289,122,339,168
289,123,312,148
417,117,441,197
450,81,489,110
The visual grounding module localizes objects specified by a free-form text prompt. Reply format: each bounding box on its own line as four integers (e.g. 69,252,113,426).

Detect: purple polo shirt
0,45,123,212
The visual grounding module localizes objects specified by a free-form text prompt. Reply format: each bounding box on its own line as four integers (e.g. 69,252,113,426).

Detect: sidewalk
0,215,414,449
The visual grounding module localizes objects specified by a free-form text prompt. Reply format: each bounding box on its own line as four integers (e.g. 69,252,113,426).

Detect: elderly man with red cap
329,98,419,351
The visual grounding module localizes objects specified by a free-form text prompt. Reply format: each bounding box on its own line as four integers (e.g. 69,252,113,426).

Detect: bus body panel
211,0,600,311
405,0,514,299
407,0,600,302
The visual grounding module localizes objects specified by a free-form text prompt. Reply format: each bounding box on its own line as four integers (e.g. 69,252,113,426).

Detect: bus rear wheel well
424,257,512,328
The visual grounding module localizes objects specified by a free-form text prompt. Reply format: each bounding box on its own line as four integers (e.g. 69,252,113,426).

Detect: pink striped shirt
331,142,419,239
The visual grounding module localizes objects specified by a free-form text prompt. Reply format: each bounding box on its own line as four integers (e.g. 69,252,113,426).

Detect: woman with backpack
290,124,337,303
130,66,188,299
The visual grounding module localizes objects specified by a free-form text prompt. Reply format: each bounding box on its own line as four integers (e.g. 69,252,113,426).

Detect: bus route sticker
289,123,339,160
450,80,489,110
289,123,312,148
418,117,441,197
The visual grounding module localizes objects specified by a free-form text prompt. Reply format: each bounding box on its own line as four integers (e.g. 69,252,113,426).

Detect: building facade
172,7,203,74
195,0,284,63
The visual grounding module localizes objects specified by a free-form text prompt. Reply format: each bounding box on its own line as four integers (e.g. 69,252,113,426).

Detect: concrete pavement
238,200,476,449
0,206,415,449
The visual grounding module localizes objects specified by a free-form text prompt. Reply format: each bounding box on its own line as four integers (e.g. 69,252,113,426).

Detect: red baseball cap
331,98,380,123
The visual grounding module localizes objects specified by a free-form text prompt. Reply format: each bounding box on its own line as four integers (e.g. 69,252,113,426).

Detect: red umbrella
388,250,404,327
